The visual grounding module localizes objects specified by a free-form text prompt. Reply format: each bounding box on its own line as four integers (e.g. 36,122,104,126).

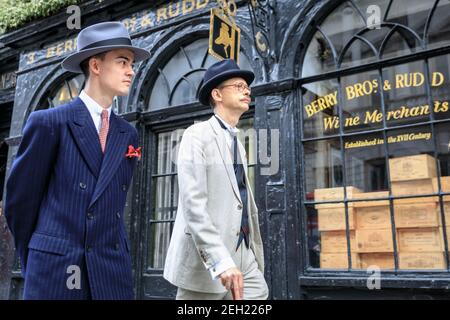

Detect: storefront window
301,1,450,272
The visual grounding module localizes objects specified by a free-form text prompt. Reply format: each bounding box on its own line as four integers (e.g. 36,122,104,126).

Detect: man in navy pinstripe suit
4,22,150,299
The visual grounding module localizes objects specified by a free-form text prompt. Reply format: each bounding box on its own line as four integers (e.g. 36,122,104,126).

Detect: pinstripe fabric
4,97,139,300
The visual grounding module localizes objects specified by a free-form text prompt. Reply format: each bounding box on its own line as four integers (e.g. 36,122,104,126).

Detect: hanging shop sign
208,1,240,63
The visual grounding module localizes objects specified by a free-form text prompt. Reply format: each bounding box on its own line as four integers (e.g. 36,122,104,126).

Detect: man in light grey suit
164,59,268,300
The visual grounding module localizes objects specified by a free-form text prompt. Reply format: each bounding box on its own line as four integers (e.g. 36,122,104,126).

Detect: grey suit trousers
176,245,268,300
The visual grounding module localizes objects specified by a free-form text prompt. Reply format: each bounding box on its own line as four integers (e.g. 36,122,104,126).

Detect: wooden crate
314,186,362,201
397,227,444,252
353,191,389,202
316,205,355,231
355,205,392,230
320,230,356,253
394,200,440,228
320,253,361,269
399,252,446,269
389,154,437,182
360,253,395,270
391,179,434,197
356,229,394,253
432,176,450,203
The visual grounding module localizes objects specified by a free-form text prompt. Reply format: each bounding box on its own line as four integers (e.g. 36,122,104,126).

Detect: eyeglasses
219,82,251,93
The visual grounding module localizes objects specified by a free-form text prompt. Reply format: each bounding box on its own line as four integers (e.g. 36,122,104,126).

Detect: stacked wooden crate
315,187,361,269
390,154,446,270
353,191,395,269
315,155,449,270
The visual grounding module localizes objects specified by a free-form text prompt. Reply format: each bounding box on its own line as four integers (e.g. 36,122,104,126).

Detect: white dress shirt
209,113,241,279
78,90,112,133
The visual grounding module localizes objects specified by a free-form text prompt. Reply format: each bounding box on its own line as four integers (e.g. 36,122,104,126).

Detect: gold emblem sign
209,7,240,63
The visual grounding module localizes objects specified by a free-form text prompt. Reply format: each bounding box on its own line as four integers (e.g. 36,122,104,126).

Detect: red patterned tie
99,109,109,153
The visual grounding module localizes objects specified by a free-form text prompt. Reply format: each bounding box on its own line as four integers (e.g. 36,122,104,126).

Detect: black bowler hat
62,22,150,73
198,59,254,106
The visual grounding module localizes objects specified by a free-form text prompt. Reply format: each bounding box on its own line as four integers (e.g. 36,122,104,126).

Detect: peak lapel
68,98,103,178
89,112,129,207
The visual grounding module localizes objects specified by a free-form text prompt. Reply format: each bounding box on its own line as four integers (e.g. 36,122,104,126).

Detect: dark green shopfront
1,0,450,299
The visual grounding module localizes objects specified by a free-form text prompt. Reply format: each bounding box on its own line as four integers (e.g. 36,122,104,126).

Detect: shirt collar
79,90,112,117
214,113,240,135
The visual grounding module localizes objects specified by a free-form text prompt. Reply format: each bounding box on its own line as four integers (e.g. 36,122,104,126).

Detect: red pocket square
126,145,142,160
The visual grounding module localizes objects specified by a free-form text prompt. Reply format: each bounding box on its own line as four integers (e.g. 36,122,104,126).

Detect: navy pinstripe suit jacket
5,97,139,299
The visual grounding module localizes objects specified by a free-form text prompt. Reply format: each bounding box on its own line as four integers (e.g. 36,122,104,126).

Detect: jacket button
122,184,127,191
86,246,93,252
79,182,87,190
237,204,243,210
116,212,121,219
115,243,120,251
87,212,94,220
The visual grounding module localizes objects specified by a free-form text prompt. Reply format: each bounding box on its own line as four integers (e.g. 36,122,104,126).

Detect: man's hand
219,267,243,300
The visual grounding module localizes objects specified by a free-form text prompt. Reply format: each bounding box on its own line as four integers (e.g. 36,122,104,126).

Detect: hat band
81,37,132,50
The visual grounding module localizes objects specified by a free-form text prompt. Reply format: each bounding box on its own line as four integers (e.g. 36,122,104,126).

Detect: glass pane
68,74,84,98
172,71,204,106
320,1,367,59
387,125,436,197
155,130,184,175
148,222,174,269
183,39,209,69
435,122,450,178
341,70,383,133
427,0,450,50
382,60,429,127
385,0,433,40
380,28,421,59
340,38,377,69
344,132,388,193
304,138,346,201
52,83,71,107
428,54,450,121
302,31,336,77
302,79,339,139
149,71,171,110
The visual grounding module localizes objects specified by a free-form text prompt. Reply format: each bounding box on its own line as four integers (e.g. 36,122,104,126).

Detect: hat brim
61,45,151,73
198,69,255,106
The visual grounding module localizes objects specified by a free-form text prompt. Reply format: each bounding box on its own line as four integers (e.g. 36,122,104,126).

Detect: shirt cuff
209,257,236,280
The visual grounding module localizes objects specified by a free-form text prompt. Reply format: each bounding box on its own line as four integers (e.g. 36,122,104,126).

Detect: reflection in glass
427,0,450,50
344,132,388,193
429,54,450,121
50,74,85,108
341,70,383,133
304,138,343,201
382,61,429,127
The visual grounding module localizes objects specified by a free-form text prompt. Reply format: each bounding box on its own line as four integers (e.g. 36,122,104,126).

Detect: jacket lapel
89,112,129,207
68,98,103,178
208,117,242,204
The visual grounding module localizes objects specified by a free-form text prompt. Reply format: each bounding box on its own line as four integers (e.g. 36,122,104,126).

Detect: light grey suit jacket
163,116,264,293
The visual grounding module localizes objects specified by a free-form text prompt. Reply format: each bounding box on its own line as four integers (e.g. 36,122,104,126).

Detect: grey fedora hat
62,21,150,73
